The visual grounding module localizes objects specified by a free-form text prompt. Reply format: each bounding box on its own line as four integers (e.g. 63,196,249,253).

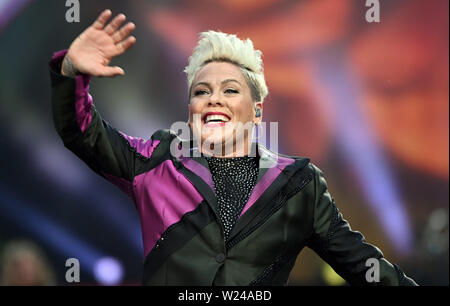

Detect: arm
49,10,159,197
306,164,418,286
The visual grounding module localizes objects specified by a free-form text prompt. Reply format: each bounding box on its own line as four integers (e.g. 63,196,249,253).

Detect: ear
254,102,263,124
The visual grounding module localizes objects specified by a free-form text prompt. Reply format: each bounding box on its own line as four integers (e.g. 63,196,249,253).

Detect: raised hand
61,9,136,77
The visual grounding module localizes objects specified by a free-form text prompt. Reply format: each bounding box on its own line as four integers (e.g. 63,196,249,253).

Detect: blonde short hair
184,30,268,103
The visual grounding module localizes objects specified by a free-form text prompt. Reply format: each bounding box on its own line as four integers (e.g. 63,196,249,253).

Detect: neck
197,137,256,158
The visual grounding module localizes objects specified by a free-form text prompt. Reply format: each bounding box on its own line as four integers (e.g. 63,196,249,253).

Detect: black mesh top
205,156,259,241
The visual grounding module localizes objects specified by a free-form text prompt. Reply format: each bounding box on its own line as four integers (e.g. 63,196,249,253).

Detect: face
9,252,40,285
188,61,262,156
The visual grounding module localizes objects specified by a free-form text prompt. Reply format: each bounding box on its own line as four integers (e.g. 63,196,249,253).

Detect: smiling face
188,61,262,156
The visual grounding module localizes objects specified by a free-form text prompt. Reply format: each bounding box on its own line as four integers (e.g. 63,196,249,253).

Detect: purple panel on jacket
239,155,295,217
51,50,93,133
74,75,93,133
119,132,161,159
179,157,215,192
133,160,204,256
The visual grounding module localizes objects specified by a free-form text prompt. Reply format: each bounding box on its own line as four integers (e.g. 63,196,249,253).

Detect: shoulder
273,151,327,194
275,151,318,176
150,129,179,142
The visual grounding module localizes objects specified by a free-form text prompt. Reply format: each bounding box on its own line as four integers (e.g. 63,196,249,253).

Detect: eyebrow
193,79,242,88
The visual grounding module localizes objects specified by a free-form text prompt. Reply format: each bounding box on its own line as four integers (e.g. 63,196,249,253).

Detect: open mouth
202,112,231,127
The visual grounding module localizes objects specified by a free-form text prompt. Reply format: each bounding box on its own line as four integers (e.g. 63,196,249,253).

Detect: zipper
218,217,227,253
226,172,313,250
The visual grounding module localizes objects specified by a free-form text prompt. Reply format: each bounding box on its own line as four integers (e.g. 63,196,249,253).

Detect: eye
193,89,209,96
224,88,239,94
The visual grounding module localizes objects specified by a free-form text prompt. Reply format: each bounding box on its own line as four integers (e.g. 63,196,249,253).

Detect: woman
49,10,417,285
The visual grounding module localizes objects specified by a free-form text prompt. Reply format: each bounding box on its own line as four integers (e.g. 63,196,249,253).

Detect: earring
255,108,261,117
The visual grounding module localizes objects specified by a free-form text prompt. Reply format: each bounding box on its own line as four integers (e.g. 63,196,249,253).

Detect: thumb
101,66,125,77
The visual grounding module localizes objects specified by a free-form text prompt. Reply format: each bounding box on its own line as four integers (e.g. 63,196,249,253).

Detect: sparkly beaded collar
205,155,259,240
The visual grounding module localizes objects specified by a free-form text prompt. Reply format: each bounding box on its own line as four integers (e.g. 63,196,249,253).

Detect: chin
192,122,254,155
200,131,233,151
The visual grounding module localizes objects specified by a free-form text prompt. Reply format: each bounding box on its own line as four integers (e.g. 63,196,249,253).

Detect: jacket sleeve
49,50,164,198
306,164,418,286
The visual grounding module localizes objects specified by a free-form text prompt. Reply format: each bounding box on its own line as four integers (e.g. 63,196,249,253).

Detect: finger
104,13,126,35
114,36,136,56
112,22,136,44
92,9,112,30
99,66,125,77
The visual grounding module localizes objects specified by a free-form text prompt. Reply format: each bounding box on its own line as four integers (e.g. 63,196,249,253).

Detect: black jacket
50,50,418,286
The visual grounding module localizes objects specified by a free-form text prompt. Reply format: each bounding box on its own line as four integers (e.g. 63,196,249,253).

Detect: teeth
205,114,230,123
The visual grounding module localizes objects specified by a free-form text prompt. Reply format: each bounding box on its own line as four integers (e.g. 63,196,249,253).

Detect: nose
208,92,223,106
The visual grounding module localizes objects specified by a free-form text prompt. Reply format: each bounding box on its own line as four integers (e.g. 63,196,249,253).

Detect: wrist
61,54,80,77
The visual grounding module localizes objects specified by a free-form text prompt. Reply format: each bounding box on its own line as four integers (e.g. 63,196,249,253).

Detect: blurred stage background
0,0,448,285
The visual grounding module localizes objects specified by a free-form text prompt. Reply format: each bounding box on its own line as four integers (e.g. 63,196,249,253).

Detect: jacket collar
176,141,309,218
178,141,289,189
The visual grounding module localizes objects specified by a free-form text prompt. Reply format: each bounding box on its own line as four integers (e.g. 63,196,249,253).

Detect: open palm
65,10,136,77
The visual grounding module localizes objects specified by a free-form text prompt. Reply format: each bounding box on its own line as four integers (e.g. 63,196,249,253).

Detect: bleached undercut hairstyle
184,30,269,103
